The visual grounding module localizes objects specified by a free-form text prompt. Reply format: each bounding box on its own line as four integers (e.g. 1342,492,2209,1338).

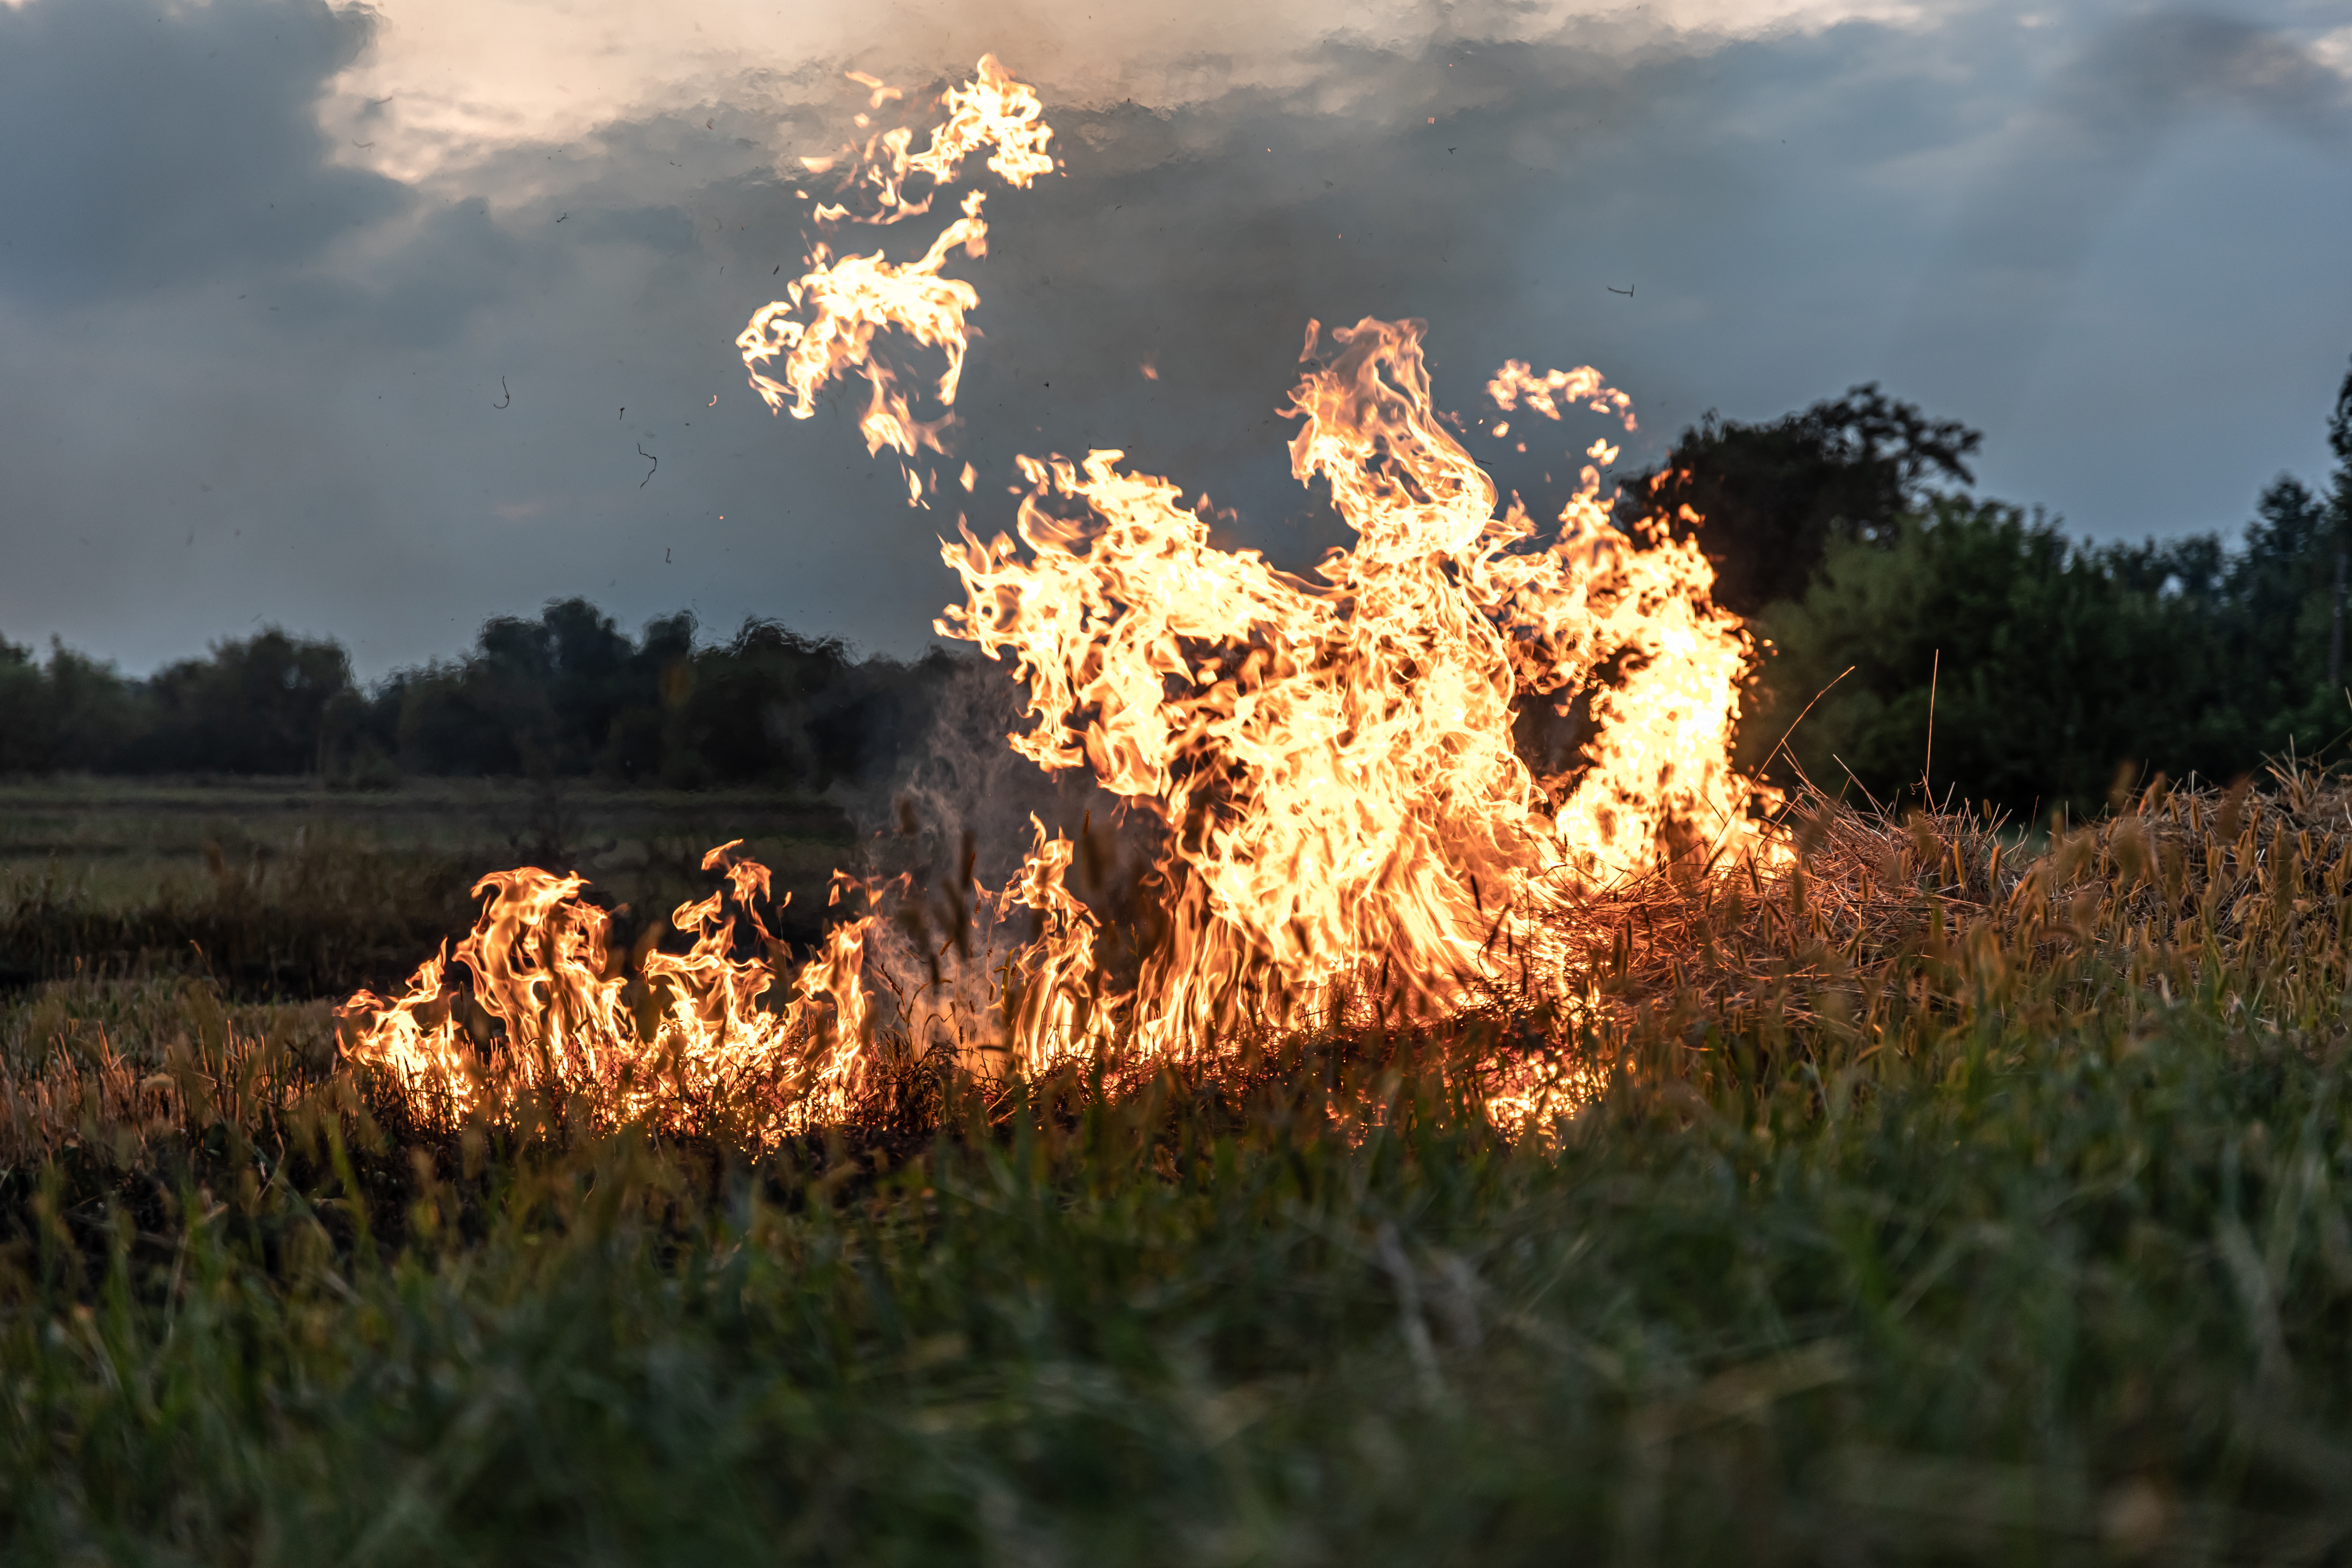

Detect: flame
339,842,875,1133
936,317,1769,1056
1486,359,1633,428
344,58,1775,1133
736,56,1056,478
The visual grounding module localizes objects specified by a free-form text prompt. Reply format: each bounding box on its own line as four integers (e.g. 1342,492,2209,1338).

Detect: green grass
3,782,2352,1562
4,982,2347,1562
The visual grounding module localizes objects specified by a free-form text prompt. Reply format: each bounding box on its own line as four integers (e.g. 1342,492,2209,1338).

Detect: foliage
1753,496,2215,814
1753,477,2351,818
0,602,967,790
1619,383,1982,615
131,630,358,775
370,601,965,788
0,637,145,776
1739,356,2352,817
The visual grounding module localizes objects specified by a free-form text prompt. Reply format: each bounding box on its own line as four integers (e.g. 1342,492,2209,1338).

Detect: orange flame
937,317,1770,1056
339,842,875,1133
345,58,1774,1132
737,56,1056,481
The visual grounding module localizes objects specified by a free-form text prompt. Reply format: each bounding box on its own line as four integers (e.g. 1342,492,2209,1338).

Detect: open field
0,778,856,997
4,775,2352,1561
0,775,855,906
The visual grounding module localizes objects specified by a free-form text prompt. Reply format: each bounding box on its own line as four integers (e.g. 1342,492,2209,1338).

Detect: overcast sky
1,0,2347,677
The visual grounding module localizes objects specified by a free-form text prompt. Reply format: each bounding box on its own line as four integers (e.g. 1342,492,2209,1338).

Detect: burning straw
319,55,2352,1141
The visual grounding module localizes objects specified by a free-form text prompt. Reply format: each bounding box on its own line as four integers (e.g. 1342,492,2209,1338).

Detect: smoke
815,653,1168,1054
844,656,1162,915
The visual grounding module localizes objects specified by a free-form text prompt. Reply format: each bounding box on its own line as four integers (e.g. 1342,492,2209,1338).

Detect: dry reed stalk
0,977,340,1166
0,1024,320,1167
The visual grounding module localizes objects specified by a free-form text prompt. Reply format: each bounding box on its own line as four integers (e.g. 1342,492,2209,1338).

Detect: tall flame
341,57,1774,1130
937,317,1768,1055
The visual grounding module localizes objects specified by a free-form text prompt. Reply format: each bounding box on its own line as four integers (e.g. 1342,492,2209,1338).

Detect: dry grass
1557,766,2352,1079
0,977,335,1169
7,767,2350,1173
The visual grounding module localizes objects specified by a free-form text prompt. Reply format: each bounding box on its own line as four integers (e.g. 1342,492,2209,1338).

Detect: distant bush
134,630,357,775
1751,498,2228,815
374,600,963,788
0,639,138,774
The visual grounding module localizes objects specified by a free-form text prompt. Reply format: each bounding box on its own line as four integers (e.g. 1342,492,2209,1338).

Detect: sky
0,0,2347,677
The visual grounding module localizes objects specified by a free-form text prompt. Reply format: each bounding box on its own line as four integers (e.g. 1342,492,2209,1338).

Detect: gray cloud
270,196,534,346
1,1,2349,680
0,0,407,305
1896,10,2352,406
2068,10,2350,138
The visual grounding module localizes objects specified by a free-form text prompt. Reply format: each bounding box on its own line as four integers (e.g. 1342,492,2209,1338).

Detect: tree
391,602,632,777
1623,386,1982,615
1753,499,2222,816
129,630,354,774
0,637,60,774
2331,355,2352,518
665,619,854,789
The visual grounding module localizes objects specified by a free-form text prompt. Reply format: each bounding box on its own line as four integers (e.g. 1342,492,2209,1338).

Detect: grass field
4,773,2352,1562
0,777,855,996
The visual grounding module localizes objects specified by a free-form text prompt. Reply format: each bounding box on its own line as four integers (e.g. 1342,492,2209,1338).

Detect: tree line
3,352,2347,816
1620,355,2352,818
0,603,961,792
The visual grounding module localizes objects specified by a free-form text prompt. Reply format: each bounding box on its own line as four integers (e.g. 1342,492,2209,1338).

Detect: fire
937,317,1768,1058
736,55,1056,478
339,843,875,1133
340,57,1775,1131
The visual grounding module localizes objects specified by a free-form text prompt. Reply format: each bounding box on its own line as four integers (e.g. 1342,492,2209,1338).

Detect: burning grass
10,54,2341,1558
5,779,2352,1561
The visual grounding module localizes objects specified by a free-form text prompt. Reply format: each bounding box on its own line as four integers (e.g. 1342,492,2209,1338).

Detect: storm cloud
0,0,404,304
0,0,2346,677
